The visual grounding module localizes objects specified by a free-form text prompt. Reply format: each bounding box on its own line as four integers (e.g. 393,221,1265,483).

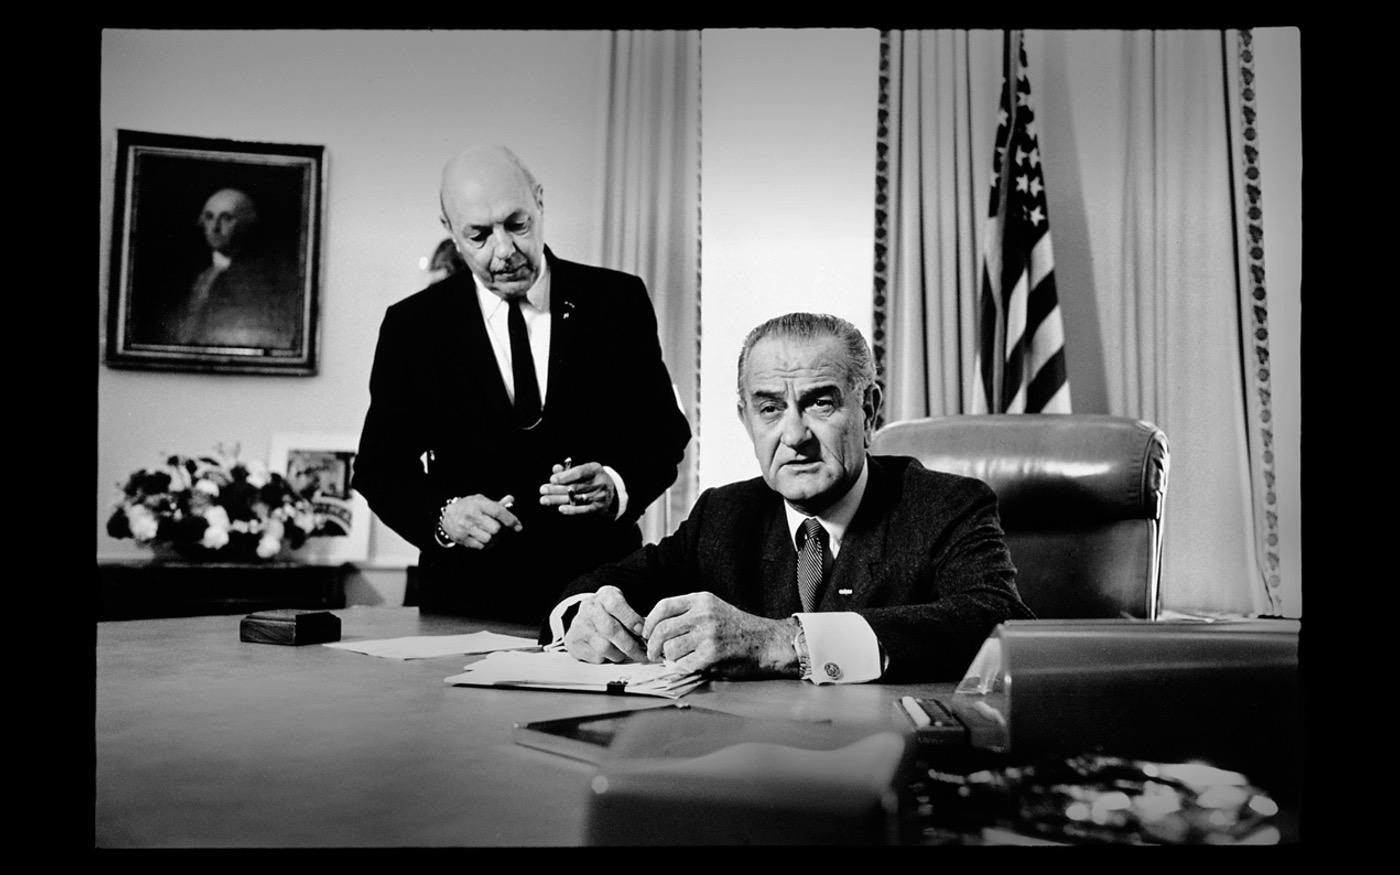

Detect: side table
97,559,351,621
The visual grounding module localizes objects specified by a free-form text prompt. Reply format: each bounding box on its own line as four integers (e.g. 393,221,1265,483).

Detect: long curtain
595,31,701,544
874,30,990,424
875,29,1290,617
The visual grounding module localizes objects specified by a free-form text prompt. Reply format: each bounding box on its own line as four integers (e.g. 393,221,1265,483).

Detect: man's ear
534,184,545,212
862,382,884,444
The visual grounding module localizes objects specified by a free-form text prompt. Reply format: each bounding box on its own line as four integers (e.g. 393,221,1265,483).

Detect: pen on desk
900,695,932,729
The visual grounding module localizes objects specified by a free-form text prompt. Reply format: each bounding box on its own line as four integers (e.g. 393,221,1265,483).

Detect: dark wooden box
239,609,341,645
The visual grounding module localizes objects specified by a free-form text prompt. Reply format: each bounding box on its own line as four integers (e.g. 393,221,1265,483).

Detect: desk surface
96,607,947,848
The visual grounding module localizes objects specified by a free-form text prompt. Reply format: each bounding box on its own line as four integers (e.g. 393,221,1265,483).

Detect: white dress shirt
469,262,628,518
472,264,552,408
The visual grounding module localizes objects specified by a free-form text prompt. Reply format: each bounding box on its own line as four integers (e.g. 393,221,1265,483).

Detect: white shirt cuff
545,592,593,650
601,465,628,520
793,612,883,684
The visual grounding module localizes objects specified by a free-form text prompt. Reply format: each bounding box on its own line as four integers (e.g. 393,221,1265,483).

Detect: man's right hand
564,585,650,664
439,494,522,550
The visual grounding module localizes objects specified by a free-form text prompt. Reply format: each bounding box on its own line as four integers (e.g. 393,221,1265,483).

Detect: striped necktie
796,517,827,612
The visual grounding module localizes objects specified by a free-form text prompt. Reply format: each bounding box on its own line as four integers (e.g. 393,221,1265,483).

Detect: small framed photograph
269,433,370,563
105,129,325,375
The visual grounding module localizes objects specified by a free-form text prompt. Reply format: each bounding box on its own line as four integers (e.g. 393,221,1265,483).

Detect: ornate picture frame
105,129,325,375
269,432,370,563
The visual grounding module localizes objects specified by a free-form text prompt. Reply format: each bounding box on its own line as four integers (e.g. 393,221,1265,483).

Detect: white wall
698,29,879,491
98,30,612,582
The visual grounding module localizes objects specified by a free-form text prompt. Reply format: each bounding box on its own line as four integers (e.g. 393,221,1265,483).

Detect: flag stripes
972,31,1071,415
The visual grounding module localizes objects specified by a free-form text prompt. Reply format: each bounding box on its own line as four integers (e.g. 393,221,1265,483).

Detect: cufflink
823,662,843,681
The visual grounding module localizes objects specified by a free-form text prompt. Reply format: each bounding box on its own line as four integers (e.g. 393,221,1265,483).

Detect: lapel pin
838,588,853,596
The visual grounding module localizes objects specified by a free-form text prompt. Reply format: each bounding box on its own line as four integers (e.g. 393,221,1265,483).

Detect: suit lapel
543,249,575,411
757,495,802,616
822,457,891,609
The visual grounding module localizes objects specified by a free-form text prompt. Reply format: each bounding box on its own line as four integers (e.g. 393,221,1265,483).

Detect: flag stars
1029,176,1043,197
997,108,1008,128
1027,147,1040,168
1015,174,1029,193
1028,205,1045,226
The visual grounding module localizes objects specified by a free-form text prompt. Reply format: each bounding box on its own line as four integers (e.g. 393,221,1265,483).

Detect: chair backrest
869,414,1170,620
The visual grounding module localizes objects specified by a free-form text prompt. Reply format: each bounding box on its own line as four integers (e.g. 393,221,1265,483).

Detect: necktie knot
798,517,826,550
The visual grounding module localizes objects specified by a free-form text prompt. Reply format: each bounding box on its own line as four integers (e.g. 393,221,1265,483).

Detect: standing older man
554,312,1033,682
354,145,690,629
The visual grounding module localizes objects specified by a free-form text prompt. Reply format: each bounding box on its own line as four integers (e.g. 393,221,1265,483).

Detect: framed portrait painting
106,129,325,375
269,433,371,563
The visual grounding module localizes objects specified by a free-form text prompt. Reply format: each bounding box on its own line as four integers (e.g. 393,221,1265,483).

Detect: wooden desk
96,560,350,620
96,607,946,848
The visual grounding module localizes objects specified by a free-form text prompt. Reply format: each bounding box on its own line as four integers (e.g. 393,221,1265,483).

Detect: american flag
972,31,1071,414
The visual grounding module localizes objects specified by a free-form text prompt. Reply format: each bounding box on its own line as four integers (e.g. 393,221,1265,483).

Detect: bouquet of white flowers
107,447,318,561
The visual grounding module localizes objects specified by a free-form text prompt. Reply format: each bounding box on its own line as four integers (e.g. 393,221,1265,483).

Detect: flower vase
148,537,270,564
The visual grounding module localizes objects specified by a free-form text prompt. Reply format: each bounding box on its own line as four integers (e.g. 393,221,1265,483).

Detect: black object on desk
513,703,742,764
239,609,341,645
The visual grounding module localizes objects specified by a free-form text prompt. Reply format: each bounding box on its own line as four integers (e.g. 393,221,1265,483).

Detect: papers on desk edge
324,631,540,660
444,649,708,699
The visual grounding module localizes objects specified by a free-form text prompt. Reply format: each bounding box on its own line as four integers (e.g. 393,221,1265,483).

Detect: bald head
438,146,546,298
199,188,258,255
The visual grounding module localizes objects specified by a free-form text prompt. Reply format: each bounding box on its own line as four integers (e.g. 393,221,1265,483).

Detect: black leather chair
869,414,1170,620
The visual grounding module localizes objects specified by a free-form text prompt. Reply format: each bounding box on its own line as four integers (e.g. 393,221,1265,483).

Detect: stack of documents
445,650,707,699
324,631,539,660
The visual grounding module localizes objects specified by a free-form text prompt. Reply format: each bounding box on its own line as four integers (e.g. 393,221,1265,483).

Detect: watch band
435,497,465,548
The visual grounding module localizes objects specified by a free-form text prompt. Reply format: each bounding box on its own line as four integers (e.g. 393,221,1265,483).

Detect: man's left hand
642,592,799,679
539,461,617,517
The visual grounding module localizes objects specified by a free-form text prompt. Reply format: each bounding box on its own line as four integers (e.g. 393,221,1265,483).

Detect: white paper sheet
324,631,540,660
444,649,706,698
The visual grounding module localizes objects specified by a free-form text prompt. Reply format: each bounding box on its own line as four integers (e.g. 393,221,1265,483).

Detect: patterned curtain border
692,33,704,496
1230,29,1283,614
872,30,894,430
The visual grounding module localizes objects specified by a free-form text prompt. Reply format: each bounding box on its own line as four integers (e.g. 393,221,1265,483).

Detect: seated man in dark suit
552,312,1034,682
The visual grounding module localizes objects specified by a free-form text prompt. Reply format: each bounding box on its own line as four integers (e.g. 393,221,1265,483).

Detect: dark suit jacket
354,249,691,626
559,455,1034,681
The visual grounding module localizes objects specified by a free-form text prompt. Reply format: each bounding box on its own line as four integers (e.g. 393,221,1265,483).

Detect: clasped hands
437,461,616,550
563,585,799,679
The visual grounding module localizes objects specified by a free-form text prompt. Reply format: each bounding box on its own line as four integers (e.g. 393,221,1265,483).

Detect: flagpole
989,29,1021,413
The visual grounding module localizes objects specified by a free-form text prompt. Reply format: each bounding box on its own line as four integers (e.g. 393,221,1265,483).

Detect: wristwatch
792,621,812,681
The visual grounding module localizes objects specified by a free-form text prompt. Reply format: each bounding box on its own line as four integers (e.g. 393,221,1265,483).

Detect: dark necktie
507,297,542,428
796,518,827,613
